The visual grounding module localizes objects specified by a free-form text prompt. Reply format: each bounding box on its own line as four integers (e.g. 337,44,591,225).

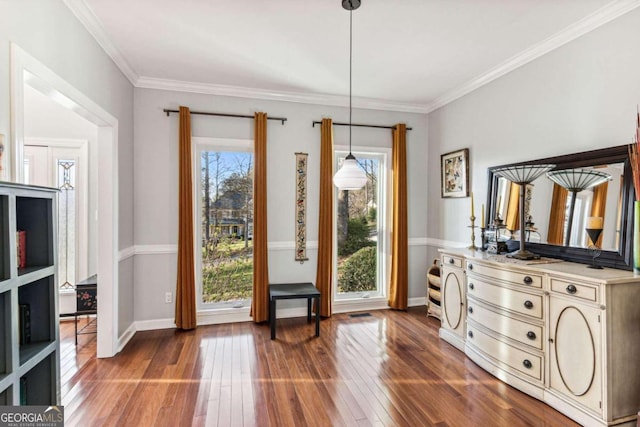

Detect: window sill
333,296,389,314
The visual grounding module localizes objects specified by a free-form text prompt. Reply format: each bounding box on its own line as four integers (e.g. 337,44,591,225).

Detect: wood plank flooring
60,308,579,426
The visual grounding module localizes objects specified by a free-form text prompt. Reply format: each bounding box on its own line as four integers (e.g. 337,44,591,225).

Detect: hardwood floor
60,308,579,426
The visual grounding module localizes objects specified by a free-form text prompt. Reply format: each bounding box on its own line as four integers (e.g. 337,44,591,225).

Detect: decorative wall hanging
295,152,308,262
441,148,469,198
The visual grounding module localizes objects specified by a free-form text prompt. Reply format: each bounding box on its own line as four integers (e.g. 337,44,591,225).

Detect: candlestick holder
468,215,477,250
586,228,603,269
480,227,487,251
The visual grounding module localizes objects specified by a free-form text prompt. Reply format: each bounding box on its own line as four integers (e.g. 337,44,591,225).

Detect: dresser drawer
466,262,542,288
550,278,598,302
442,255,463,269
466,324,542,382
467,297,543,350
467,278,543,319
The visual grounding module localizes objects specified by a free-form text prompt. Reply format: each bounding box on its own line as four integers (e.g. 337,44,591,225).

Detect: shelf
0,290,9,375
19,342,53,367
18,265,52,277
18,276,54,352
15,196,54,271
20,352,55,405
0,195,7,282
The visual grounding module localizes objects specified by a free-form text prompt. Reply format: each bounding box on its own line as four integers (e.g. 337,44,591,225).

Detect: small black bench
269,282,320,340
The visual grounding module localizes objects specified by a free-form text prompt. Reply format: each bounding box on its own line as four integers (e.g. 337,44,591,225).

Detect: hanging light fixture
333,0,368,190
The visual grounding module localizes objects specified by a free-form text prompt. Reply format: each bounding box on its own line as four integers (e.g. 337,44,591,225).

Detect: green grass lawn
202,257,253,303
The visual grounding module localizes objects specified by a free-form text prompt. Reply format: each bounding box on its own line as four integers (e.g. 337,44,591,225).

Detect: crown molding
65,0,640,114
426,0,640,113
136,76,431,114
62,0,139,85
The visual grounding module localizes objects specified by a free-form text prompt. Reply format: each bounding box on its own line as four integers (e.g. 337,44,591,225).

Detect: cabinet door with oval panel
548,297,602,416
439,254,466,350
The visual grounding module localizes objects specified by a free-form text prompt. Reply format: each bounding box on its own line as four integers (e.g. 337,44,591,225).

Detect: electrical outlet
165,292,172,304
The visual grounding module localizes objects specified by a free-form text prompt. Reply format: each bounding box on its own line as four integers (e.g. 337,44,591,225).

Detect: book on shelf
19,303,31,345
16,230,26,269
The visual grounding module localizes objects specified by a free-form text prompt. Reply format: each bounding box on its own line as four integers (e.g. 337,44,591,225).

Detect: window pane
336,156,380,296
58,160,76,290
200,151,253,306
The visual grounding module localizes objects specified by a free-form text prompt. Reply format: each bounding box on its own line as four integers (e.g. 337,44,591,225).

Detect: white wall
0,1,135,338
427,7,640,255
133,88,428,323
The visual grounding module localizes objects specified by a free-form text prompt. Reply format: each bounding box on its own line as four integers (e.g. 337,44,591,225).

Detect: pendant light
333,0,368,190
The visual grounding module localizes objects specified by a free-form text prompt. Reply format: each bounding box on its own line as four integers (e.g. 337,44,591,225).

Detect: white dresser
439,249,640,427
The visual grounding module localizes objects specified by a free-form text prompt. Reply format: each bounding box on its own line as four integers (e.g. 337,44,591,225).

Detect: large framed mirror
485,144,633,270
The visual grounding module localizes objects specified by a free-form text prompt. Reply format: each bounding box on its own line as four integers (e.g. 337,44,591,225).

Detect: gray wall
0,1,135,339
133,88,429,322
427,7,640,253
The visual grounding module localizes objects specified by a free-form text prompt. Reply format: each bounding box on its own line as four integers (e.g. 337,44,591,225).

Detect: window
335,149,389,300
195,139,254,309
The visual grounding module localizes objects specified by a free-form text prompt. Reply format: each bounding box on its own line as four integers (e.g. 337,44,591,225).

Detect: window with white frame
334,148,389,300
194,138,254,309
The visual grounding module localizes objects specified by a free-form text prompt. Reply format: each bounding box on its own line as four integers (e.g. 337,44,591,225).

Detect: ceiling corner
426,0,640,113
62,0,139,86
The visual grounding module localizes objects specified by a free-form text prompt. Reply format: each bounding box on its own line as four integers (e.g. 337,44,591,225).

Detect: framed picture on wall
441,148,469,198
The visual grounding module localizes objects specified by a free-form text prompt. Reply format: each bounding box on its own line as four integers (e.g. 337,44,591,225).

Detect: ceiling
67,0,639,112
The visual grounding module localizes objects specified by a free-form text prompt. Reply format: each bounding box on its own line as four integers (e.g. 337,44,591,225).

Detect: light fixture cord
349,8,353,155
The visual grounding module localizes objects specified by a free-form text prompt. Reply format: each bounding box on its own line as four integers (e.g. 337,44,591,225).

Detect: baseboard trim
408,297,426,307
117,323,136,352
129,298,426,336
135,318,176,331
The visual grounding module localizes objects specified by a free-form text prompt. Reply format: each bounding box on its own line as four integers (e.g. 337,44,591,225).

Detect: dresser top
439,248,640,285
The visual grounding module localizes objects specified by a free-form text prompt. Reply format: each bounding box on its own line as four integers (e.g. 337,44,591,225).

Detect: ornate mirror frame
485,144,633,270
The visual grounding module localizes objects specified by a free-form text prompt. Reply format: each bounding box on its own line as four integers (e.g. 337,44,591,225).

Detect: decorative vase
635,201,640,272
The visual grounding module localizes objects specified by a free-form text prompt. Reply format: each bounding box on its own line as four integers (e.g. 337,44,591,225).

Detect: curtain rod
312,120,412,131
163,109,287,125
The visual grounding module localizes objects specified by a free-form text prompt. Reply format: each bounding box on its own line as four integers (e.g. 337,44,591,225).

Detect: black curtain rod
312,121,412,131
163,109,287,125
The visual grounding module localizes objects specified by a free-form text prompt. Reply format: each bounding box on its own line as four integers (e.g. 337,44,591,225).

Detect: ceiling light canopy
333,0,367,191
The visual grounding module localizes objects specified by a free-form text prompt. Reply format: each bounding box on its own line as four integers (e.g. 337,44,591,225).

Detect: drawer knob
522,359,532,369
524,300,534,309
469,283,475,290
526,331,536,340
468,264,473,270
468,307,473,314
449,258,455,264
566,284,577,294
523,276,533,285
468,331,474,338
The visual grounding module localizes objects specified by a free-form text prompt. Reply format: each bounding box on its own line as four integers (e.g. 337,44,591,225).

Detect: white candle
587,216,603,229
470,192,475,218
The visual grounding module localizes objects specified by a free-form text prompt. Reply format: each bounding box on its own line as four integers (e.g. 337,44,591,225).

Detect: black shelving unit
0,182,59,406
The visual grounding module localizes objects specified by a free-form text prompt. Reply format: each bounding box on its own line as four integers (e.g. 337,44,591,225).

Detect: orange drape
589,182,608,247
505,182,520,231
175,106,196,330
315,119,334,317
388,124,408,310
547,184,568,245
251,112,270,323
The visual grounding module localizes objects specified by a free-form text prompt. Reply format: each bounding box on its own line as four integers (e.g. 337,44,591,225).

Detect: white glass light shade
546,168,611,192
492,164,556,185
333,156,367,190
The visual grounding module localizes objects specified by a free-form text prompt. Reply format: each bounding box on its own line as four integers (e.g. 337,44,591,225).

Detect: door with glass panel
23,142,88,313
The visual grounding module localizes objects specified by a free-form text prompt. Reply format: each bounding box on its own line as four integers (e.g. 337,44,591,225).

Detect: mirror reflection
491,162,623,251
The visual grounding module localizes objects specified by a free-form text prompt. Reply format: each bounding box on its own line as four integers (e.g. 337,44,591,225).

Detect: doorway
10,43,119,358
